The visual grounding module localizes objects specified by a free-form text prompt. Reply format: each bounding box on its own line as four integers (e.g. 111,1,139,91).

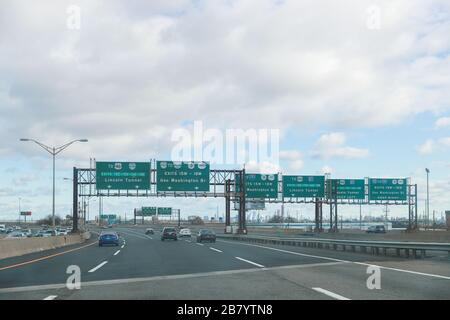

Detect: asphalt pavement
0,225,449,300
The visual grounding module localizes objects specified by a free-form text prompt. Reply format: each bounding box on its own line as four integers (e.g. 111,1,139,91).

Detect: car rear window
164,228,176,232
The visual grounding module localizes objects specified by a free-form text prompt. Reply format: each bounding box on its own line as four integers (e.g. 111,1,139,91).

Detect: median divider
217,234,450,259
0,232,90,260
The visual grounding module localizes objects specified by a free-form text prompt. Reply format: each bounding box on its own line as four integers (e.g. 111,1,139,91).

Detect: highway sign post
96,162,150,190
237,174,278,199
233,200,265,211
369,178,407,201
327,179,365,200
156,161,210,192
20,211,32,223
283,175,325,198
142,207,157,216
157,207,172,215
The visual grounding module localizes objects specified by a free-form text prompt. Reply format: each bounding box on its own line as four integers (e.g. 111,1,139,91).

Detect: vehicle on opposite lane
99,231,120,246
366,225,386,233
161,227,177,241
6,231,27,238
196,229,216,243
21,229,32,237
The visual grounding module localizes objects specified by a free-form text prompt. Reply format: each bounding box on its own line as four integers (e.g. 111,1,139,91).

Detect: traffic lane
11,263,335,300
2,259,449,300
216,239,450,277
81,231,263,282
264,260,450,300
0,235,125,289
192,238,331,268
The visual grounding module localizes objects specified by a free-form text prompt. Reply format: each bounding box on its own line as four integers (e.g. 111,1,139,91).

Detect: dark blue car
99,231,120,246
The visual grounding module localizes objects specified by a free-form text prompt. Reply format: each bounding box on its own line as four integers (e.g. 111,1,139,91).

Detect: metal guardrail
217,234,450,259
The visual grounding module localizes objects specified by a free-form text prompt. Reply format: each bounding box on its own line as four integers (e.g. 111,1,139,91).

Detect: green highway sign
327,179,365,200
283,175,325,198
100,214,116,219
237,174,279,199
96,161,150,190
157,207,172,215
369,178,407,201
156,161,210,192
142,207,157,216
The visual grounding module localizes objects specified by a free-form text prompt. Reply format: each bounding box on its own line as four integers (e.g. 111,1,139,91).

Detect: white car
179,228,192,237
56,228,68,235
21,229,32,237
6,231,26,238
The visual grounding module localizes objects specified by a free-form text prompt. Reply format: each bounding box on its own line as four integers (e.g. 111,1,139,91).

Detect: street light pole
20,138,88,228
425,168,430,229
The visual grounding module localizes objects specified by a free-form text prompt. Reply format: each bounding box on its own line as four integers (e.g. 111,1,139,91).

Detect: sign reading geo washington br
96,162,150,190
156,161,210,192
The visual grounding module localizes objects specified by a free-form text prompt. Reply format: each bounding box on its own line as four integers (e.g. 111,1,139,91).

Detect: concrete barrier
0,234,86,260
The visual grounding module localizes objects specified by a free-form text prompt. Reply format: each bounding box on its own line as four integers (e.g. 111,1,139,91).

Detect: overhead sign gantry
72,160,418,235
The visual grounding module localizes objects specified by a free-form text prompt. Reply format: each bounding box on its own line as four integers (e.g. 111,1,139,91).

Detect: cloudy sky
1,0,449,222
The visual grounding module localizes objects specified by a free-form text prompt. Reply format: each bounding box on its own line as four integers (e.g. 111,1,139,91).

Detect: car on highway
196,229,216,243
98,231,120,246
6,227,14,234
44,230,57,237
0,224,6,233
161,227,177,241
35,230,52,237
145,228,154,235
6,231,26,238
56,228,68,235
179,228,192,237
366,225,386,233
21,229,32,237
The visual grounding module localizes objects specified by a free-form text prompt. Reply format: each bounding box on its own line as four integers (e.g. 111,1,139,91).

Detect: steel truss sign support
72,166,418,234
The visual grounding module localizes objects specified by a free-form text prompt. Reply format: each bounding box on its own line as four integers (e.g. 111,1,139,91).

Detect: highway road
0,225,449,300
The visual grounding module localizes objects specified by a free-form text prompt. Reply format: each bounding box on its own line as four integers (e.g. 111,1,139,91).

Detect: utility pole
18,197,21,223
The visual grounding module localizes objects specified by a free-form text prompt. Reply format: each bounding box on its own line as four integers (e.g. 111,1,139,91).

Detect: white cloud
244,160,280,174
311,132,369,159
417,139,435,155
435,117,450,128
0,0,449,161
438,137,450,147
279,150,304,173
417,137,450,155
2,0,450,218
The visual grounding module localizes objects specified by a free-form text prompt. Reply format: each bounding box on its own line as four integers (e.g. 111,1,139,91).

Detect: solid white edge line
312,287,350,300
114,250,120,256
235,257,265,268
88,261,108,273
43,295,57,300
209,247,223,253
196,243,204,246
